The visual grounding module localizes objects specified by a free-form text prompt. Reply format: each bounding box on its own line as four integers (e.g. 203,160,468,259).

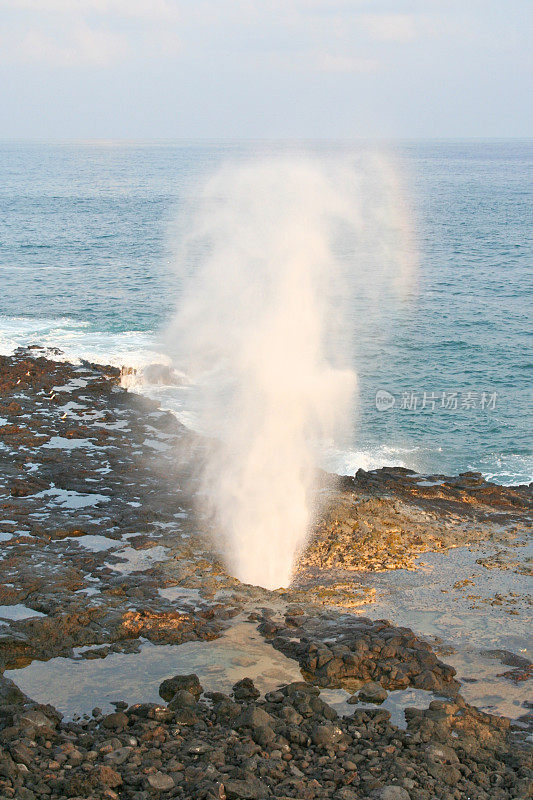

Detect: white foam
1,312,529,487
0,315,167,373
321,443,420,476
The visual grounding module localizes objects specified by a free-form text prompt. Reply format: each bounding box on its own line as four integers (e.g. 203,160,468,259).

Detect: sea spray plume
168,155,415,589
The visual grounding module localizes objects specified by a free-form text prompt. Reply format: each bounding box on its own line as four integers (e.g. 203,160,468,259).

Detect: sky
0,0,531,139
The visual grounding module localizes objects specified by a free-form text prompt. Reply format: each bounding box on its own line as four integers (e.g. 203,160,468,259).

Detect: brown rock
98,765,123,788
101,711,129,730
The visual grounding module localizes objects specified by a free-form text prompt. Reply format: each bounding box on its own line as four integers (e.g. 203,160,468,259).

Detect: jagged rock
0,748,17,779
97,764,123,787
232,678,260,701
0,675,26,706
104,746,132,765
251,725,276,746
127,703,173,721
424,741,459,763
9,741,33,766
282,681,320,697
335,789,358,800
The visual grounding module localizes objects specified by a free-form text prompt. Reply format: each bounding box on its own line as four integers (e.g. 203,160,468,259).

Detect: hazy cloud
0,0,530,137
313,53,380,73
4,0,180,20
15,24,129,67
361,14,418,43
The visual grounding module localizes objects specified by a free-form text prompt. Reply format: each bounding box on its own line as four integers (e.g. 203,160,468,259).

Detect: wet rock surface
0,349,235,672
259,613,459,696
0,350,531,798
297,468,532,577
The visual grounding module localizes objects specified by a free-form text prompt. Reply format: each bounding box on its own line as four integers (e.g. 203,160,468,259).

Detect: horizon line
0,136,532,145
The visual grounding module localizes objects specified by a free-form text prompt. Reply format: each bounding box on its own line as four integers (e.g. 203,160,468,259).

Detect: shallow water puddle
42,436,98,450
52,378,89,391
37,488,111,509
143,437,171,451
443,649,531,720
334,542,532,721
158,586,202,609
158,586,230,606
5,623,303,719
106,545,168,573
362,543,532,655
0,604,47,621
73,535,121,552
320,686,439,729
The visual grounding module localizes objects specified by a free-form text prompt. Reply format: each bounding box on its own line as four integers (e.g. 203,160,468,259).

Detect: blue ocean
0,140,531,485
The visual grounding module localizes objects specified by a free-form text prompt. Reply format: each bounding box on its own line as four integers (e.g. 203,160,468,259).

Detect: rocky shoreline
1,670,530,800
0,349,531,799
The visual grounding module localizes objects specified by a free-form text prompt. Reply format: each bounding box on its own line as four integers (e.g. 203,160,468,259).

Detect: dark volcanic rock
298,465,532,576
232,677,261,701
0,351,530,800
0,675,530,798
159,673,203,702
264,614,459,696
358,681,388,704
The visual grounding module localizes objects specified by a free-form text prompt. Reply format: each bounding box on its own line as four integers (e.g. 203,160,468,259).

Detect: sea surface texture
0,140,531,484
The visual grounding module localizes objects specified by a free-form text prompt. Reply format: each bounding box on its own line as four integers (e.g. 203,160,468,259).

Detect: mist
168,153,415,589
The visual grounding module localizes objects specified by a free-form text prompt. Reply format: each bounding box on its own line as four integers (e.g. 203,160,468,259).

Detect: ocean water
0,140,531,485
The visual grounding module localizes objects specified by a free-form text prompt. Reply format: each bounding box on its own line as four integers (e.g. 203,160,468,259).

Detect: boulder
359,681,388,704
159,673,203,702
168,689,197,709
234,706,274,730
101,711,129,730
232,677,260,701
310,722,345,747
0,675,27,706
